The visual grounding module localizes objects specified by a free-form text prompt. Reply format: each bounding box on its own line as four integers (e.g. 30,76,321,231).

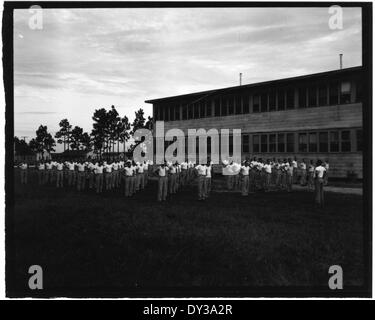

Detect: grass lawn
8,171,365,296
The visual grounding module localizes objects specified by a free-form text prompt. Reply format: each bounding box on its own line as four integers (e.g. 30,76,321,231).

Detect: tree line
14,106,153,159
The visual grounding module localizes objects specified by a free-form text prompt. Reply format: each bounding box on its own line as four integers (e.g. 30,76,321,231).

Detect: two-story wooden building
145,66,363,178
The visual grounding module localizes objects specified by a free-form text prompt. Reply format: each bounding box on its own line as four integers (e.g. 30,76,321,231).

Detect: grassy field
8,170,365,296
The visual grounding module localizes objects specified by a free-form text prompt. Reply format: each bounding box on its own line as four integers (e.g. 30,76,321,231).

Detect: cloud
14,7,362,145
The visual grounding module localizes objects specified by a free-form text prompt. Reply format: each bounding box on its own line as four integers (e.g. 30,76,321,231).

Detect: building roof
145,66,363,104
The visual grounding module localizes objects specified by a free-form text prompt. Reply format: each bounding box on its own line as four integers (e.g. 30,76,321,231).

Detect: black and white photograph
3,1,372,300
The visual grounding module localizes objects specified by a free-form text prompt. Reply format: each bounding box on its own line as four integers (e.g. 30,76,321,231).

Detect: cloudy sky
14,7,362,150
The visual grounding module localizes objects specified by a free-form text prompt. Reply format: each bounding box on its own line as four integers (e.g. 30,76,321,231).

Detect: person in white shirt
19,162,28,185
195,163,207,200
37,161,45,186
314,160,327,207
168,163,177,195
123,161,134,197
292,157,298,184
286,159,294,192
104,162,113,191
44,161,53,184
180,161,188,187
263,160,272,192
156,162,168,201
112,161,119,189
76,161,86,191
205,161,212,197
66,161,75,187
240,161,250,196
137,162,145,191
55,162,64,188
299,159,307,186
95,161,104,193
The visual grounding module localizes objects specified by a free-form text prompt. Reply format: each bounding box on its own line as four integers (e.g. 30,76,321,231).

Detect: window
309,132,317,152
261,93,268,112
261,134,268,152
182,105,188,120
286,133,294,152
229,134,233,155
341,130,351,152
221,98,228,116
235,96,242,114
242,135,250,153
329,82,339,105
318,85,328,106
193,103,199,119
253,135,260,153
243,95,249,113
277,133,285,152
277,90,285,110
340,81,351,104
165,106,169,121
319,132,328,152
214,98,221,117
175,105,180,120
308,86,317,107
199,101,205,118
299,133,308,152
206,100,212,117
253,94,260,113
188,104,193,119
286,88,295,109
330,131,339,152
269,91,276,111
356,129,362,151
269,134,276,152
228,96,234,115
298,87,307,108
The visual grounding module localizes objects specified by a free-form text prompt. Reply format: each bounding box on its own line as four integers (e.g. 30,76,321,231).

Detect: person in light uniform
240,161,250,196
19,162,28,185
56,162,64,188
123,161,134,197
76,161,86,191
67,161,75,186
314,160,327,207
205,161,212,198
195,163,207,201
37,161,45,186
95,161,104,193
156,163,168,202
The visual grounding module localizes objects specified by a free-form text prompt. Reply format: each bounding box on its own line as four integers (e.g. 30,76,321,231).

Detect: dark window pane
269,134,276,152
261,93,268,112
253,135,260,153
299,133,308,152
278,91,285,110
309,133,317,152
228,96,234,115
182,105,188,120
319,132,328,152
194,103,199,119
242,135,250,153
229,135,233,155
165,106,169,121
253,94,260,113
261,134,268,152
243,95,249,113
199,101,205,118
330,131,339,152
222,98,228,116
175,105,180,120
340,81,351,104
188,104,193,119
298,87,307,108
318,85,328,106
287,133,294,152
170,106,175,121
286,88,295,109
235,96,242,114
269,91,276,111
341,130,351,152
214,98,220,117
329,82,339,105
308,86,317,107
206,100,212,117
277,133,285,152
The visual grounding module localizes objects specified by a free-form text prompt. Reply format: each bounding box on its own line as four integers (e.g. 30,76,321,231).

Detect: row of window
158,128,362,156
155,79,362,121
243,129,362,154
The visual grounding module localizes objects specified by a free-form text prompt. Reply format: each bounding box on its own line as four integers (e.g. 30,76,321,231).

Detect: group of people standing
16,156,328,206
